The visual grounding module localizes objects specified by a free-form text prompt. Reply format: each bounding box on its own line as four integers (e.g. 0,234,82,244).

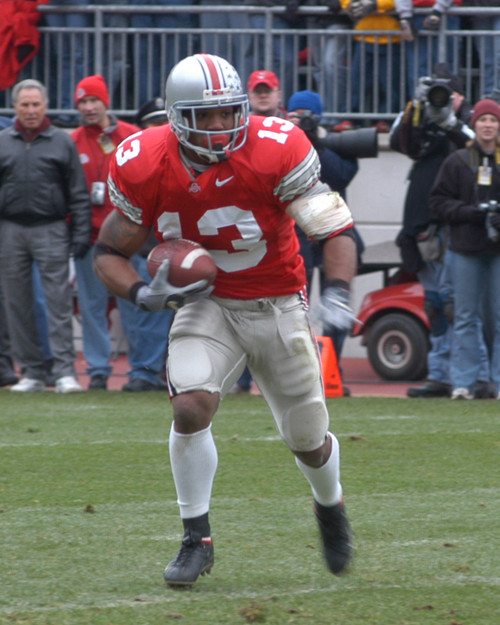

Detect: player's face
249,85,282,116
185,105,236,163
14,88,47,130
77,95,109,128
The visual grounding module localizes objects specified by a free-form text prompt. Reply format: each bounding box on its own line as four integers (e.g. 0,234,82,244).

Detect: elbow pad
286,191,353,241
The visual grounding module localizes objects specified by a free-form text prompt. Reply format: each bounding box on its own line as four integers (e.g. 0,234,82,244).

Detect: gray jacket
0,122,91,244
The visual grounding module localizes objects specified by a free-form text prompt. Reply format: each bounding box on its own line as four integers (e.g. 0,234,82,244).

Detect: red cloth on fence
0,0,48,90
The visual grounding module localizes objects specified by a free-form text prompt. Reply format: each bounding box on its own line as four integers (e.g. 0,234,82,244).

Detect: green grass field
1,391,499,625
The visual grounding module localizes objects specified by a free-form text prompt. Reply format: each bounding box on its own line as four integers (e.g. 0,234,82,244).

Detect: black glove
347,0,377,21
325,0,341,14
423,10,441,30
399,17,417,42
71,242,91,259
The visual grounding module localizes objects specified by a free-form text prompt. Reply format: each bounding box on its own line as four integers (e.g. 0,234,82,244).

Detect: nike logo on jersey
215,176,234,187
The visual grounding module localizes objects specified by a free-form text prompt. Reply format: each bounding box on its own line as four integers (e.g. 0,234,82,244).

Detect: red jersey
72,119,139,243
108,116,323,299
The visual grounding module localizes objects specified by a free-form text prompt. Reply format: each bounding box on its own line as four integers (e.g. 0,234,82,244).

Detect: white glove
425,99,457,129
317,285,358,332
134,259,213,311
347,0,377,20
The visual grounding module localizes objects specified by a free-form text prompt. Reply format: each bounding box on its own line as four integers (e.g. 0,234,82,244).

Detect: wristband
129,280,148,304
324,279,350,291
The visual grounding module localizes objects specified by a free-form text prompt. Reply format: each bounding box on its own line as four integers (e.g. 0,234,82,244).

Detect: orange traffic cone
316,336,343,398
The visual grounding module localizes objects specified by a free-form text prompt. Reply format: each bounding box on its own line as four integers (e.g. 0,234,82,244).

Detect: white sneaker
451,387,474,400
55,376,84,394
10,378,46,392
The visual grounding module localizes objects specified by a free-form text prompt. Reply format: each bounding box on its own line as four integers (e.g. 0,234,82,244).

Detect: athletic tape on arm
286,189,353,241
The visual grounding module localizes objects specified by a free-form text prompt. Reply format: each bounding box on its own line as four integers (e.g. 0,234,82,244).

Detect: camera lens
428,84,451,108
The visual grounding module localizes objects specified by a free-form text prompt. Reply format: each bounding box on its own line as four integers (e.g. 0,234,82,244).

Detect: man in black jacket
0,79,91,393
390,64,490,397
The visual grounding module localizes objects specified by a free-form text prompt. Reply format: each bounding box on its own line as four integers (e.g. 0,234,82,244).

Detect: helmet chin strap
203,133,231,162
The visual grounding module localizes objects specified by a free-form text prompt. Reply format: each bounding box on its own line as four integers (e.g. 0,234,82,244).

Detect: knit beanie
287,90,323,116
470,98,500,128
74,75,110,108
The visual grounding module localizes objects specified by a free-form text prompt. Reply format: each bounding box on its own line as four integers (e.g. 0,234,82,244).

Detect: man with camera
390,64,492,398
429,98,500,400
72,75,171,392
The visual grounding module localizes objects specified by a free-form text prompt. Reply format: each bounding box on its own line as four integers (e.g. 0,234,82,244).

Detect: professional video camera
417,76,453,109
479,199,500,242
297,111,379,159
427,78,453,108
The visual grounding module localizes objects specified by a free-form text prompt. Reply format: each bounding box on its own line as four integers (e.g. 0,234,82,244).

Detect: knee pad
280,397,329,452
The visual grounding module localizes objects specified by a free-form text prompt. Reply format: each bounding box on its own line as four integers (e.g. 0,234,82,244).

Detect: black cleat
89,374,108,390
407,380,451,398
314,500,353,575
164,529,214,588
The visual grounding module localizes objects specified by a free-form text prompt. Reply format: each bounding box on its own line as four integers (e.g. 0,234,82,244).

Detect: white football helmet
165,54,249,163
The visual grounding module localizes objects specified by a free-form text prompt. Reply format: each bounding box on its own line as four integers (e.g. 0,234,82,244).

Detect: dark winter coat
429,142,500,255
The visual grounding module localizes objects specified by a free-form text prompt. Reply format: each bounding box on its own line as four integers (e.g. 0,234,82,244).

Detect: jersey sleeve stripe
275,147,321,202
107,174,143,225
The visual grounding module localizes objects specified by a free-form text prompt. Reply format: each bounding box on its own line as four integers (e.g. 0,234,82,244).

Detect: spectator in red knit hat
430,97,500,400
71,75,173,392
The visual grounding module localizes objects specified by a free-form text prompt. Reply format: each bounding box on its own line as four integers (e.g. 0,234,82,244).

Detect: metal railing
1,5,499,123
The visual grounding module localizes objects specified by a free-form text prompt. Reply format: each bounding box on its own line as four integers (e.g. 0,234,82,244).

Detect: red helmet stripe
197,54,223,91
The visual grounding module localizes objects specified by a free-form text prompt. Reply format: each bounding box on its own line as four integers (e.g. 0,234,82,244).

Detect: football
146,238,217,288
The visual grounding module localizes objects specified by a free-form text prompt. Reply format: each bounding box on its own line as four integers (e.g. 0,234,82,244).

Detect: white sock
295,432,343,507
169,423,218,519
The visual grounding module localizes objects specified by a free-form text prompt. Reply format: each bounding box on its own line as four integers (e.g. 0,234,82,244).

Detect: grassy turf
1,391,499,624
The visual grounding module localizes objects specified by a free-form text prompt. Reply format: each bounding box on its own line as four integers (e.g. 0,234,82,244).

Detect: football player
94,53,357,587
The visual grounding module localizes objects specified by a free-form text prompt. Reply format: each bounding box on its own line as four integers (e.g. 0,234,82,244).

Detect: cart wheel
367,313,428,381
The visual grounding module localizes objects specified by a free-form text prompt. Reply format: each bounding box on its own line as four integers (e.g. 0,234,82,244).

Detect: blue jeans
310,23,349,120
75,249,173,382
448,250,500,392
249,14,295,103
74,247,114,378
470,15,500,96
44,0,92,113
199,1,253,88
419,254,490,385
417,260,452,384
351,40,401,115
